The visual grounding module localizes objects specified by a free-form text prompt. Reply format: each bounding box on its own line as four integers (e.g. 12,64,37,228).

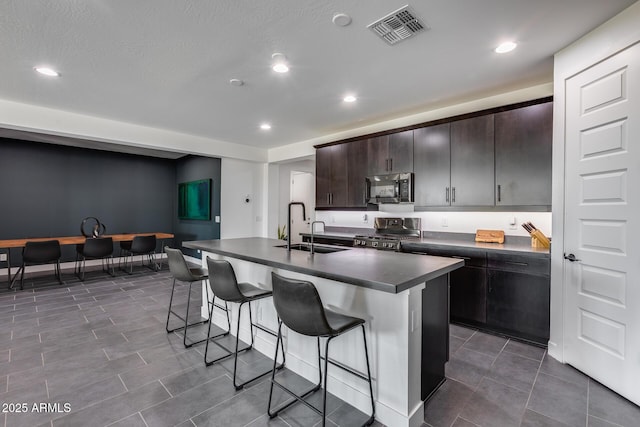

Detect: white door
564,42,640,405
289,171,313,244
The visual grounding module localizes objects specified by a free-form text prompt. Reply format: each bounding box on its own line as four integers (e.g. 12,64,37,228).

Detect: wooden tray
475,229,505,243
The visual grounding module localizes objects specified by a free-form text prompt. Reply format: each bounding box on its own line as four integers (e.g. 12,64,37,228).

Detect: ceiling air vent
367,5,427,46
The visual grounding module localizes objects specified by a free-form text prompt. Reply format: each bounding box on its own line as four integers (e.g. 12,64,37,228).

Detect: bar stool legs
166,276,213,348
204,297,285,390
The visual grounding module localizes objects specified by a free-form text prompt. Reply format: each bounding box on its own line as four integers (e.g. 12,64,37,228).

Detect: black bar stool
165,247,229,348
268,272,375,426
204,258,285,390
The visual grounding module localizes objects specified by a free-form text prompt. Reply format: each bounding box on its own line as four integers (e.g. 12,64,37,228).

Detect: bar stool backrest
130,235,156,254
82,237,113,258
23,240,61,263
206,258,245,303
165,247,197,282
271,272,332,337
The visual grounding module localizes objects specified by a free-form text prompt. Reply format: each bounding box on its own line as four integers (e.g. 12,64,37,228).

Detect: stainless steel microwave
366,172,414,204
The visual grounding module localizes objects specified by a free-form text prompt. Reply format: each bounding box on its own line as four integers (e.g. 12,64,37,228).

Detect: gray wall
0,139,221,265
174,155,221,258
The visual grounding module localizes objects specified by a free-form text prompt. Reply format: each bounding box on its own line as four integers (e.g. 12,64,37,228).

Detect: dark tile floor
0,266,377,427
424,324,640,427
1,267,639,427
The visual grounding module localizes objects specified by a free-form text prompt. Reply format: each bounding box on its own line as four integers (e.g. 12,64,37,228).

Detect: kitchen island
183,237,463,427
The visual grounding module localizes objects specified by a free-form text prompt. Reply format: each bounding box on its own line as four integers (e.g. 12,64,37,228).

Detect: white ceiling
1,0,637,152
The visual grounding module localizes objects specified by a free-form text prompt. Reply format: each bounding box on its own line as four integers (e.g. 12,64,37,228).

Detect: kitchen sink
274,243,349,254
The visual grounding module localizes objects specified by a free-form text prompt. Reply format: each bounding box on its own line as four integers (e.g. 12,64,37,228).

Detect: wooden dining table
0,232,174,288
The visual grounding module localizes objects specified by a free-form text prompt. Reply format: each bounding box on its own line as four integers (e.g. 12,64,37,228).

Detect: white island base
198,251,449,427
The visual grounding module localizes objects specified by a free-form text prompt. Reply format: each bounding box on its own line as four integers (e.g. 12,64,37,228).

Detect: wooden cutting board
475,229,505,243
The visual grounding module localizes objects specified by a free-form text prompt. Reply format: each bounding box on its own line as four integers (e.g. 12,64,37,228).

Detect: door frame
550,3,640,362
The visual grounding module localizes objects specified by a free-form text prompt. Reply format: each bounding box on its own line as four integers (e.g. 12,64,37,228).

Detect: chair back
23,240,61,263
271,272,332,337
82,237,114,258
165,247,198,282
130,235,157,254
206,258,245,303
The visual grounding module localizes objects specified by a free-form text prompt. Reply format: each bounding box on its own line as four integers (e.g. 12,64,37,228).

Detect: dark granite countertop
300,231,550,258
183,237,463,294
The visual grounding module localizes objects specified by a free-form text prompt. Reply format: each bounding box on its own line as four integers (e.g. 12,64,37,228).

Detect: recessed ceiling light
271,53,289,73
495,41,517,54
229,78,244,86
260,123,272,130
343,95,357,103
34,67,60,77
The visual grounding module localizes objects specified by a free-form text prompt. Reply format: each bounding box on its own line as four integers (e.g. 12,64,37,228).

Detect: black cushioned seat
16,240,62,290
120,235,158,274
268,272,375,426
75,237,114,281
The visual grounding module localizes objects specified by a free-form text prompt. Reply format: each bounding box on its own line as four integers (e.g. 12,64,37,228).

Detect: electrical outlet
509,216,517,230
363,214,368,223
441,217,448,227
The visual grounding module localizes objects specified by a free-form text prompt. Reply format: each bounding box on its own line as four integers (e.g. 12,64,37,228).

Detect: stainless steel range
353,217,421,251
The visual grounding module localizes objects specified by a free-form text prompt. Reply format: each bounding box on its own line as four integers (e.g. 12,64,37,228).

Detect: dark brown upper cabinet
315,144,347,208
414,115,494,207
494,102,553,207
346,139,369,207
450,115,495,206
414,123,451,206
367,130,414,175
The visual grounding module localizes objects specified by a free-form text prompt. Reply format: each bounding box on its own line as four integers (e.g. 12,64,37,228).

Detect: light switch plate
215,216,221,223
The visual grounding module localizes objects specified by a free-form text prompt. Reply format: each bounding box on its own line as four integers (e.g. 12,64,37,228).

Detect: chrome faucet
310,221,326,255
287,202,306,251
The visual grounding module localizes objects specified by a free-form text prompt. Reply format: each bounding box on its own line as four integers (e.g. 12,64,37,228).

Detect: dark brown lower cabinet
402,243,550,345
487,269,550,344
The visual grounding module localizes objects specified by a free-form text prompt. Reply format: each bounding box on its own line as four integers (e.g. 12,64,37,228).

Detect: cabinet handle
451,256,471,260
497,184,501,202
504,261,528,266
446,187,450,203
330,193,333,204
389,158,393,171
452,187,456,203
385,158,390,171
327,193,330,205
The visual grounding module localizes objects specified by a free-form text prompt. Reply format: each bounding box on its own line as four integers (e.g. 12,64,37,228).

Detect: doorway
289,171,313,244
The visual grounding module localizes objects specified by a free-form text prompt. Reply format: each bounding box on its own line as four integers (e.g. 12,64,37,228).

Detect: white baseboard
0,253,167,278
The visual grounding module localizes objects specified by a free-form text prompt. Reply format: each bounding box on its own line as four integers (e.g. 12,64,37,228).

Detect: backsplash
314,209,552,238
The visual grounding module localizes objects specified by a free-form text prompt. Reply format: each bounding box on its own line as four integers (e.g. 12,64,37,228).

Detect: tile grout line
585,377,590,427
522,349,546,423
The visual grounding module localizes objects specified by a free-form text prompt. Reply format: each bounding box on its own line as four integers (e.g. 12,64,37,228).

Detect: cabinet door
346,139,368,207
315,146,333,207
388,130,414,172
329,144,348,206
414,123,451,206
450,266,487,324
495,102,553,207
450,115,494,206
315,144,347,207
367,135,390,175
487,269,550,344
